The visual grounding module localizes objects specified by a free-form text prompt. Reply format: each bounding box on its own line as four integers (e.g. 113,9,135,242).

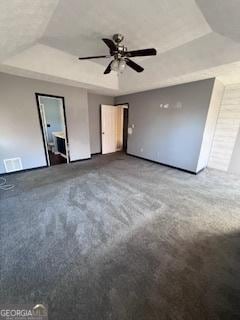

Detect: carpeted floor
1,153,240,320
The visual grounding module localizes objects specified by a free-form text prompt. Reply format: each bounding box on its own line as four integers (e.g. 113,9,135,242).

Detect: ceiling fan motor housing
115,45,127,60
113,33,124,44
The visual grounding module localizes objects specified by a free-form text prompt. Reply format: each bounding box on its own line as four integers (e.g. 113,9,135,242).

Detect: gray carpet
1,153,240,320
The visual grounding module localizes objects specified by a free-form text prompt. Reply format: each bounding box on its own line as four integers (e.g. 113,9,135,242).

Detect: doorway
101,104,128,154
36,93,70,166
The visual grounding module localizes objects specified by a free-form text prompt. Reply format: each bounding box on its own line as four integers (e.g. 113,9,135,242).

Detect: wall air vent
3,157,23,173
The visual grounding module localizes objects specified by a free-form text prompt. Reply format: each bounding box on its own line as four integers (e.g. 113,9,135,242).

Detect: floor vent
4,157,23,173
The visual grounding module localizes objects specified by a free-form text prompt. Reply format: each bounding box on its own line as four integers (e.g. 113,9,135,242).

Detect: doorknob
102,132,105,134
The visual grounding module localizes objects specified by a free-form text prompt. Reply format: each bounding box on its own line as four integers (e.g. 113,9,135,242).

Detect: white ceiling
1,0,240,95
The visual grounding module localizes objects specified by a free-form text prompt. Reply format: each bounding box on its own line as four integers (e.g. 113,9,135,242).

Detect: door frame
35,93,70,166
115,103,129,153
100,103,129,154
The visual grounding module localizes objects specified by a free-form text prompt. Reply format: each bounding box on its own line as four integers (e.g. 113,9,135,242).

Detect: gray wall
0,72,90,174
115,79,215,172
88,93,114,154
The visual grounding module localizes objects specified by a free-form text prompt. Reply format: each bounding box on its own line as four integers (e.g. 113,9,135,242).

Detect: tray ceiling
1,0,240,95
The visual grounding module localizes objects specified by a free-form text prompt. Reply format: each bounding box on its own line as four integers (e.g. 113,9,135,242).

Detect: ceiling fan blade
102,38,117,53
125,58,144,72
78,55,111,60
104,61,112,74
126,48,157,57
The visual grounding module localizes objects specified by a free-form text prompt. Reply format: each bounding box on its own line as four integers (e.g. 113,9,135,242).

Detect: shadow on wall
48,228,240,319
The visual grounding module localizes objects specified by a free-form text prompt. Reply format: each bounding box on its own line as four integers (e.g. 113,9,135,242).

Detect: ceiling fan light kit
78,33,157,74
111,58,126,73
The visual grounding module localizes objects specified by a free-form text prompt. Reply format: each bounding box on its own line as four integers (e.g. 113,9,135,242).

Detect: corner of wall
208,82,240,172
196,78,225,172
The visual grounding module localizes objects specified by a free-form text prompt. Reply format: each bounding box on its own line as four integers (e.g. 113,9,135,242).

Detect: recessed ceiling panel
196,0,240,43
2,0,240,94
2,44,119,92
0,0,59,61
41,0,211,58
118,32,240,94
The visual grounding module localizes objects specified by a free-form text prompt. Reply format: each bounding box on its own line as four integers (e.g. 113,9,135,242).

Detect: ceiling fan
78,34,157,74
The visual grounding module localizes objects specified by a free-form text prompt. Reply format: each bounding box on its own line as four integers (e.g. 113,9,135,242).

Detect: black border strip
126,153,201,175
69,157,91,163
0,165,47,177
91,152,101,156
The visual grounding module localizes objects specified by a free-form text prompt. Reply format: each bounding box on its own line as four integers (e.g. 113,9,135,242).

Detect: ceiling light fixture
111,58,126,73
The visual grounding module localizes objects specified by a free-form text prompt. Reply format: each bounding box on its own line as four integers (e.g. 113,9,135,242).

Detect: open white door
101,105,123,154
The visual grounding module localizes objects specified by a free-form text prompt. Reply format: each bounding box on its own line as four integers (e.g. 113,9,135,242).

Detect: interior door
101,105,119,154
